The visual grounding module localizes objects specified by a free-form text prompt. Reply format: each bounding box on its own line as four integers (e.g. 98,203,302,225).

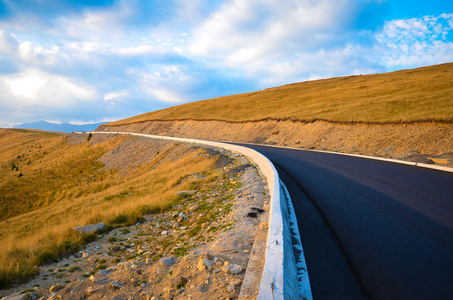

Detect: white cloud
376,14,453,68
188,0,358,62
0,31,65,68
113,45,156,56
4,70,47,99
0,69,97,107
138,65,194,103
146,88,185,103
186,0,377,86
0,30,19,54
104,90,129,101
2,0,451,125
55,1,134,41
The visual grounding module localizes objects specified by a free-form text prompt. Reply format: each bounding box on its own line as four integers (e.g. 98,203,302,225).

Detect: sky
0,0,452,127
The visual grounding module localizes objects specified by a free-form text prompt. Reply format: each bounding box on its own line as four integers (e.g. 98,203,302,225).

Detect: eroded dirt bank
98,120,453,166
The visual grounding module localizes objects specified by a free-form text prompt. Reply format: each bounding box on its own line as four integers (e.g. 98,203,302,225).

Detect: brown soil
98,119,453,167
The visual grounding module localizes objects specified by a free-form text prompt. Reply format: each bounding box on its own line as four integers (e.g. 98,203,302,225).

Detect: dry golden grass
108,62,453,125
0,130,220,287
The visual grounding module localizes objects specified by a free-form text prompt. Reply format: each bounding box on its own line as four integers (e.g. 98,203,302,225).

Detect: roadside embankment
1,132,270,300
97,119,453,167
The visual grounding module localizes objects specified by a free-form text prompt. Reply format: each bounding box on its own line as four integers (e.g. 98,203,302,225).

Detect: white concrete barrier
86,131,311,299
236,141,453,173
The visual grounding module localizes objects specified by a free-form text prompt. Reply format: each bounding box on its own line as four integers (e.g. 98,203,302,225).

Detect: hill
0,129,235,288
99,63,453,167
108,62,453,125
14,121,106,133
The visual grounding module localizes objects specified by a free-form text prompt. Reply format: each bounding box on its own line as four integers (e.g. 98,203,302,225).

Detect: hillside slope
99,63,453,166
1,130,269,299
109,62,453,124
0,129,244,288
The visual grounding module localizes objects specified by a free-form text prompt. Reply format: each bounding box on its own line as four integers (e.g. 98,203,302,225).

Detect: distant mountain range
14,120,106,133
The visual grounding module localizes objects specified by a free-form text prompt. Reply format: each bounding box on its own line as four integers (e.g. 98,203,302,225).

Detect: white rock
161,257,175,266
221,264,243,275
203,257,214,268
74,222,104,234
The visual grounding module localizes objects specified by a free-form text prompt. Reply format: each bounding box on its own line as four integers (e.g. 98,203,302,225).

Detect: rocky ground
1,135,270,300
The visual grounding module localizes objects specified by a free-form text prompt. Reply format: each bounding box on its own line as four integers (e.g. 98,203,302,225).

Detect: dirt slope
98,119,453,167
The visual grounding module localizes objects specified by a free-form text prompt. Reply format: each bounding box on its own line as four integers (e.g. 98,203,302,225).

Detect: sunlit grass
107,63,453,124
0,130,220,288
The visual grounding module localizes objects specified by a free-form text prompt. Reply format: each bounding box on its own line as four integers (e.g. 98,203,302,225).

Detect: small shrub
68,266,81,273
94,264,106,272
140,205,161,215
35,249,58,265
109,214,128,225
87,214,103,225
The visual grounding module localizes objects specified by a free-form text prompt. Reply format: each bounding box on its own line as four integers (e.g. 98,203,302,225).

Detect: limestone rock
98,269,109,275
197,257,214,271
221,264,243,275
161,256,175,266
74,222,104,234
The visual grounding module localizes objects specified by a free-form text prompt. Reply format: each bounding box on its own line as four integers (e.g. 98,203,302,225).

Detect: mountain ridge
14,120,106,133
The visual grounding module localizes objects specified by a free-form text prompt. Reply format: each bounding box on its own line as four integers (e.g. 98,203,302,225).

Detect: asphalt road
233,143,453,300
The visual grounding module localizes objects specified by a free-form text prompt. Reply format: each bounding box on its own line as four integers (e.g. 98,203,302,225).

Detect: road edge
232,141,453,173
88,131,311,299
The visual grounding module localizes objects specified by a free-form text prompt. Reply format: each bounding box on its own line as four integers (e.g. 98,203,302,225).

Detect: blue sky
0,0,452,127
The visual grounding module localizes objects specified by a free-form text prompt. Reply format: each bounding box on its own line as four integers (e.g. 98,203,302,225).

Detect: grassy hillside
0,129,225,288
108,63,453,125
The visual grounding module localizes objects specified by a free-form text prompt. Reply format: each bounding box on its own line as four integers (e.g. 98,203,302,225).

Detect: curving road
233,143,453,300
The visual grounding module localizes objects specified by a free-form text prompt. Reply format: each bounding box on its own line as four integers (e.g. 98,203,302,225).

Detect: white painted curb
83,131,311,299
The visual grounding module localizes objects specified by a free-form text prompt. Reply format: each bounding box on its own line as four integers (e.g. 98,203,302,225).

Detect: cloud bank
0,0,452,126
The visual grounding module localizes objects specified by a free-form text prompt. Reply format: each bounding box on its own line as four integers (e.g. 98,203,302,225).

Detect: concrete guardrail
86,131,312,299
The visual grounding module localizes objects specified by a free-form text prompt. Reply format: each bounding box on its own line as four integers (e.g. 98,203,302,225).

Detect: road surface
233,143,453,300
